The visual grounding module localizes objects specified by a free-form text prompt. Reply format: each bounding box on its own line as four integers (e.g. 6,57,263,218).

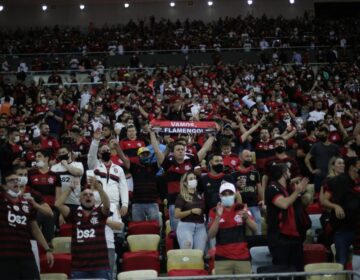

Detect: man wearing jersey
232,149,263,235
51,145,84,212
56,177,111,280
0,170,54,279
208,182,256,275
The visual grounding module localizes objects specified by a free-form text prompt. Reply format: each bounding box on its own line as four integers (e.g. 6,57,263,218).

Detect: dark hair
270,163,288,181
207,153,223,162
220,138,232,147
345,157,360,173
2,168,17,184
36,149,51,159
60,144,72,153
274,136,286,144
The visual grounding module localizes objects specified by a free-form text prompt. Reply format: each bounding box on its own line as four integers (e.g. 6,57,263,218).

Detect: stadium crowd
0,16,360,280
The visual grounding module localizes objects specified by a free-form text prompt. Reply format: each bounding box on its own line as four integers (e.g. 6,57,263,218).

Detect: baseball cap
219,182,236,194
137,147,150,156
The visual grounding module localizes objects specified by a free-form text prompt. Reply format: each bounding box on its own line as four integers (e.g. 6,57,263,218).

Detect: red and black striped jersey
162,154,198,205
208,204,252,261
0,191,36,259
255,140,275,171
119,138,145,164
68,206,109,271
27,169,61,206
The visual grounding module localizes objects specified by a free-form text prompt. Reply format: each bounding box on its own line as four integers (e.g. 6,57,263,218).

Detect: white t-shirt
51,161,84,205
308,110,326,122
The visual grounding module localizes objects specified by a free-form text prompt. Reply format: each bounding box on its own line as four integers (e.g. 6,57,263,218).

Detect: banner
150,120,217,134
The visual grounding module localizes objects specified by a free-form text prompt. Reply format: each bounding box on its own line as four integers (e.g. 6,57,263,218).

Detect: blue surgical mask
221,195,235,207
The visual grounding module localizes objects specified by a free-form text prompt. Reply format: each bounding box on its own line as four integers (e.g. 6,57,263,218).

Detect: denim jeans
108,248,116,279
249,206,262,235
169,204,179,231
71,269,111,280
353,255,360,280
176,221,207,252
334,229,355,265
132,203,160,222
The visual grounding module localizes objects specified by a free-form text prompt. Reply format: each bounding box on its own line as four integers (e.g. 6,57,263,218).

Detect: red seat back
127,220,160,235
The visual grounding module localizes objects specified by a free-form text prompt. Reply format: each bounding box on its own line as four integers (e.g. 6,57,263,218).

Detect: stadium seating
40,273,68,280
304,263,345,280
117,269,158,280
167,249,204,272
303,244,328,265
127,220,160,235
51,237,71,254
250,246,272,273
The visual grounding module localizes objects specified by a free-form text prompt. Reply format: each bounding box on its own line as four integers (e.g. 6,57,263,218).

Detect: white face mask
187,179,197,190
18,176,28,186
14,136,20,143
7,189,21,198
36,160,45,168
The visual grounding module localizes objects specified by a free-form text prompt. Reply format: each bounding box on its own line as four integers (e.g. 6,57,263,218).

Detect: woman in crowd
174,171,207,252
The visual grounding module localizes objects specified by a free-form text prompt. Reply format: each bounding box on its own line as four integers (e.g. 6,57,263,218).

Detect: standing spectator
150,129,215,230
208,182,256,275
305,126,340,192
324,157,360,265
39,123,60,155
265,164,310,271
232,149,263,235
175,172,207,252
51,145,84,212
87,129,129,217
0,127,23,178
55,176,112,280
0,169,54,279
27,149,61,242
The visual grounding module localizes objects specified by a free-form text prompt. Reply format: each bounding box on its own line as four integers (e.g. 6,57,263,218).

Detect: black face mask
57,154,69,161
243,160,252,167
275,146,286,154
81,203,94,211
101,151,111,162
318,135,327,142
350,142,358,151
212,164,224,173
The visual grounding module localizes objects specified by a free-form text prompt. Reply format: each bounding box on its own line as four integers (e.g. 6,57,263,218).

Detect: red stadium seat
168,269,209,276
40,253,72,277
303,244,327,265
127,220,160,235
122,251,160,273
59,223,72,237
207,248,216,274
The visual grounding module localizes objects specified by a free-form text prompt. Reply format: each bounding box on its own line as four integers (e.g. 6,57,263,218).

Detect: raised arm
150,130,165,166
88,129,101,170
55,188,72,218
240,115,265,143
197,135,216,162
94,180,110,216
110,139,130,170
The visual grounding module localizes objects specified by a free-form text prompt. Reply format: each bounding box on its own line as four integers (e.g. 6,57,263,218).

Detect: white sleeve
242,95,256,109
87,139,100,170
118,167,129,207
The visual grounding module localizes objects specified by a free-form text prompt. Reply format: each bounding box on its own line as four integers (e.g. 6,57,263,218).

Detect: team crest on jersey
80,145,83,150
184,165,191,171
114,168,118,174
13,205,20,212
231,160,236,166
90,217,99,225
48,177,54,184
250,174,255,181
22,205,29,213
234,214,243,224
77,212,83,217
48,141,53,146
137,143,142,147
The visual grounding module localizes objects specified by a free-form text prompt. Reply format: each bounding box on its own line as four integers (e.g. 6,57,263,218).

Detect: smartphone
86,170,95,178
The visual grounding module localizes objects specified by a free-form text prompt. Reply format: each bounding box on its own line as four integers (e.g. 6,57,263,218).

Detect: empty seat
40,273,68,280
40,254,72,277
51,237,71,254
167,249,204,271
250,246,272,273
127,221,160,235
127,234,160,251
117,269,158,280
304,262,345,280
303,244,327,265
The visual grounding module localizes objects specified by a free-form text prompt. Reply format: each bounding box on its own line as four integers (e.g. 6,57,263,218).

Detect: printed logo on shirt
48,177,55,184
90,217,99,225
76,228,96,240
234,214,243,224
185,165,191,171
8,211,27,226
13,205,20,212
22,205,29,213
48,141,53,146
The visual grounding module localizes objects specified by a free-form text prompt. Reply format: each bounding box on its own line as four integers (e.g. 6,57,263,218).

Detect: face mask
187,179,197,190
275,146,286,154
41,98,47,104
212,164,224,173
243,160,252,167
101,151,111,162
318,135,327,142
36,160,45,168
204,99,209,104
14,136,20,143
233,101,240,107
256,96,262,103
80,203,94,211
140,156,151,165
58,154,69,161
18,176,28,186
19,129,26,134
221,195,235,207
7,189,21,198
224,98,230,103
